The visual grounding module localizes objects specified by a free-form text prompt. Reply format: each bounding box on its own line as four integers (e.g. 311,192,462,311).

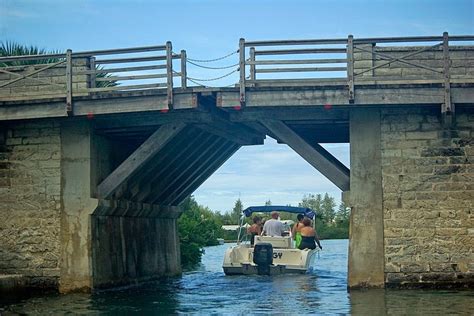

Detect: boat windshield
243,206,315,219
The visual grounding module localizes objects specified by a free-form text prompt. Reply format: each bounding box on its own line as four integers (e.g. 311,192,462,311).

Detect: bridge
0,33,473,292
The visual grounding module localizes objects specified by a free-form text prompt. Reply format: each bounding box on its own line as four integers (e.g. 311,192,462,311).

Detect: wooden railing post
249,47,256,83
66,49,73,115
166,41,173,107
239,38,246,105
442,31,453,126
89,56,96,90
347,35,355,104
180,50,187,89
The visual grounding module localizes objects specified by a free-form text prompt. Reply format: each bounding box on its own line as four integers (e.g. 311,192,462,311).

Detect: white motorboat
223,206,320,275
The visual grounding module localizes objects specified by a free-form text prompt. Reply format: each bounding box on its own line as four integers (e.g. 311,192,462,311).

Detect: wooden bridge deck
1,33,473,132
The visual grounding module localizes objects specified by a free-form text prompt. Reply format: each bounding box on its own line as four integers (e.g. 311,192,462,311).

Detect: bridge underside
1,87,473,292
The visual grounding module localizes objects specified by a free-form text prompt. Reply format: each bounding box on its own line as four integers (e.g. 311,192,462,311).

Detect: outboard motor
253,243,273,275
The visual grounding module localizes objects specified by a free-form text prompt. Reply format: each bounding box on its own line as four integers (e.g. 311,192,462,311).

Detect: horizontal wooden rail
354,35,474,44
255,48,347,56
256,67,347,73
87,82,167,92
76,64,167,75
245,38,348,46
248,58,347,65
238,32,474,109
95,73,168,81
72,45,167,57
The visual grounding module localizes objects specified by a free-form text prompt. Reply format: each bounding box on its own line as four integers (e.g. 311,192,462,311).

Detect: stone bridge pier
347,106,473,288
59,121,183,292
0,112,249,292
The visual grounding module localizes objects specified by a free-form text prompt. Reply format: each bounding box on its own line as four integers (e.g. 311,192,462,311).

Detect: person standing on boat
261,211,284,237
298,218,322,250
292,214,305,248
247,216,262,245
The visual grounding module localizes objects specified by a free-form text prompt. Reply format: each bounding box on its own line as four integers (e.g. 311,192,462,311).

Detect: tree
321,193,336,224
178,196,223,268
229,198,243,224
299,193,349,239
264,199,272,206
335,201,351,225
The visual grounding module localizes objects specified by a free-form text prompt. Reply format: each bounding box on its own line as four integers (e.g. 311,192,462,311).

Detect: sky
1,0,473,213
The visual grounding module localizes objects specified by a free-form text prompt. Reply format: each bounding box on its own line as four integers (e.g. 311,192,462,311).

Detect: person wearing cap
261,211,284,237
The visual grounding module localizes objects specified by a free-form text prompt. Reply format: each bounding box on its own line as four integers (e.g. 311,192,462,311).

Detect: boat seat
254,236,292,249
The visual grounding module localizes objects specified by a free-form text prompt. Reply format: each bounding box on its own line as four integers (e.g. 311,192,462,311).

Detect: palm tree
0,41,116,87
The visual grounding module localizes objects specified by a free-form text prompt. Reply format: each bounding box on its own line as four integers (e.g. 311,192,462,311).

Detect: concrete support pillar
347,108,385,288
90,201,182,289
59,121,182,292
59,120,98,292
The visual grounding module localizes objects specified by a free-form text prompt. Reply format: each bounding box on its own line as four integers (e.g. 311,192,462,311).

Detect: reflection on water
1,240,472,315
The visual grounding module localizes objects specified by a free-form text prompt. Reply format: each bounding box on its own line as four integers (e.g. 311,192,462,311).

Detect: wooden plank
166,143,240,205
150,137,229,204
139,132,219,202
245,38,348,46
130,127,207,201
256,66,346,73
76,64,167,75
96,55,168,64
95,73,167,81
441,32,454,115
239,38,246,104
72,45,166,57
166,41,173,107
181,50,187,89
261,120,350,191
87,82,166,92
89,57,96,89
97,122,186,199
196,119,264,145
66,49,73,115
255,48,346,55
347,35,355,103
249,47,256,82
248,58,347,65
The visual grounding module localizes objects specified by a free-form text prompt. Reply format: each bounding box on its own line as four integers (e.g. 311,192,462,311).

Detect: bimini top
243,206,315,219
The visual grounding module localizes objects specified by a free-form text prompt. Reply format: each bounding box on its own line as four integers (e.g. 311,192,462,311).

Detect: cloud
194,138,349,212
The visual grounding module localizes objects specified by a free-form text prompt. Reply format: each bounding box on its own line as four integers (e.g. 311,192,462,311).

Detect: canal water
1,239,473,314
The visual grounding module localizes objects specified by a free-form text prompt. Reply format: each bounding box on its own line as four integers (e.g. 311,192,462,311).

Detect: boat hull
222,241,317,275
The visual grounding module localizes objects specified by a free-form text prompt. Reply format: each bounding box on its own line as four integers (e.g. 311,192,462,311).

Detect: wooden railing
0,42,187,113
1,33,474,117
238,33,474,113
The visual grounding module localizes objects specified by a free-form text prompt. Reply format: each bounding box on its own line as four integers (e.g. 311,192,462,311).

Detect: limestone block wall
381,107,474,287
354,46,474,79
0,58,90,102
0,120,61,287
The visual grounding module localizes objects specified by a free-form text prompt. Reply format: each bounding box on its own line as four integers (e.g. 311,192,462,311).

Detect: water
1,240,473,315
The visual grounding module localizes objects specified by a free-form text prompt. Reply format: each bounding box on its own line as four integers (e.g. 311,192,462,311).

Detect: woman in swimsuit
292,214,305,248
247,216,262,245
298,218,322,250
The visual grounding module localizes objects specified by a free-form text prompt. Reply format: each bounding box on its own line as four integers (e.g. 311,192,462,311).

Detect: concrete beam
97,122,186,199
261,119,350,191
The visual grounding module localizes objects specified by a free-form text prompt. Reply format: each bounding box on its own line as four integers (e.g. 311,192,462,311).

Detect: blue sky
1,0,473,212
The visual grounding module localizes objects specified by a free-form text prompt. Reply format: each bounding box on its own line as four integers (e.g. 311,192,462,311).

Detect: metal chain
186,50,238,63
186,59,239,70
186,69,238,82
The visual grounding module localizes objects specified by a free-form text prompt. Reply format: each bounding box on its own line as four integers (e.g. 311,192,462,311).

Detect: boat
217,238,225,245
223,206,320,275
